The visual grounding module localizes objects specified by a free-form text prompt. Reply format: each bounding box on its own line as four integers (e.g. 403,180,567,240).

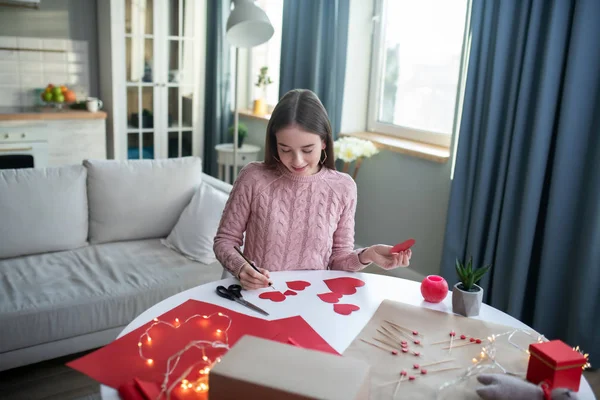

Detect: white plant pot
452,282,483,317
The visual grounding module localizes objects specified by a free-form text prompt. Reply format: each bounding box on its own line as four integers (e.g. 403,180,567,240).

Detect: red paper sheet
67,300,278,390
67,299,337,391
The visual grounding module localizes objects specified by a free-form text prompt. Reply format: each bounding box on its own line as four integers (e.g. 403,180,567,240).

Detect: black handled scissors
216,284,269,316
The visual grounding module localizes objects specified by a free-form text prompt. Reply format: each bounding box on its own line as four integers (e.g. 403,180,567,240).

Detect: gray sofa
0,157,231,372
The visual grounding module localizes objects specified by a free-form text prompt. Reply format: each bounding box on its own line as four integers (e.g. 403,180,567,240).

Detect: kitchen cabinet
0,111,107,168
98,0,205,161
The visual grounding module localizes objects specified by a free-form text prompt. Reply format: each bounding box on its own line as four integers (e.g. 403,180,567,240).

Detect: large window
368,0,469,147
248,0,284,108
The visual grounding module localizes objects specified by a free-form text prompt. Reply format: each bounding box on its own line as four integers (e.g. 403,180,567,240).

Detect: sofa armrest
202,173,233,195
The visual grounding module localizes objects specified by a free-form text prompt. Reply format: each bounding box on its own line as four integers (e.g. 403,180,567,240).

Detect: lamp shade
226,0,274,48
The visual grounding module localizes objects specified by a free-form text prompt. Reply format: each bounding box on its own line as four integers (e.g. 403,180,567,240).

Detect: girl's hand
360,245,412,269
238,263,271,290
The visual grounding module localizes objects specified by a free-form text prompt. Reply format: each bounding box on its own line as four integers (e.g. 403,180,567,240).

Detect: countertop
0,106,107,121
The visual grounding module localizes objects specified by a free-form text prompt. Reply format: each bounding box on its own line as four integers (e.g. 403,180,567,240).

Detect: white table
101,270,595,399
214,143,261,184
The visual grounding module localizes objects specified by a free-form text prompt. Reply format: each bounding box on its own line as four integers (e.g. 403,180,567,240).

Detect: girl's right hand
238,263,271,290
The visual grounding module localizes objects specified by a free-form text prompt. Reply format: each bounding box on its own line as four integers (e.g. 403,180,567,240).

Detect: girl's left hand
360,244,412,269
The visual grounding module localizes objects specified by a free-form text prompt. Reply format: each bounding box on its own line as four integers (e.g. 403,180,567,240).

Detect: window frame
367,0,469,148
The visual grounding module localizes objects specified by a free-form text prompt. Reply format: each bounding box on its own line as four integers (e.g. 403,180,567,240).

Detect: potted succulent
228,122,248,148
253,66,273,116
452,256,491,317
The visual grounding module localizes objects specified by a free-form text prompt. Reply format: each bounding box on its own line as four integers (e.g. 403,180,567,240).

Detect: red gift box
526,339,586,391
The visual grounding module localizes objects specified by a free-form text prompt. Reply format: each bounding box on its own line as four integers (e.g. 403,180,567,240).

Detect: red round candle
420,275,449,303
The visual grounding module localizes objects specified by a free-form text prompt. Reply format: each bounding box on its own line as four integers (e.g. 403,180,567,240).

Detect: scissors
216,284,270,316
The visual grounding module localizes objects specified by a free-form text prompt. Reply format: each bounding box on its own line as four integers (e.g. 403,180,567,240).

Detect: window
368,0,470,147
248,0,284,108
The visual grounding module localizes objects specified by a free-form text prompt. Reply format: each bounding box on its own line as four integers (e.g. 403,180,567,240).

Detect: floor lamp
226,0,274,181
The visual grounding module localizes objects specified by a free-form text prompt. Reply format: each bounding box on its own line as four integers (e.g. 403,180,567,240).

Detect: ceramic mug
86,97,103,112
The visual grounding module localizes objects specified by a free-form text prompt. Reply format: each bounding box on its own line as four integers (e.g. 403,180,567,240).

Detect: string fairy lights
136,311,234,399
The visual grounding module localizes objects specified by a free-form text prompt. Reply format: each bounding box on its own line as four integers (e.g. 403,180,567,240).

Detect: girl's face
275,125,326,176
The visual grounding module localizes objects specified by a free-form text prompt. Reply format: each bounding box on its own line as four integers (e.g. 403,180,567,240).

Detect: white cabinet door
124,0,202,160
100,0,204,161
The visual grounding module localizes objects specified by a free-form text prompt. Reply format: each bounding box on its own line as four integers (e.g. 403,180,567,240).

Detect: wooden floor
0,351,598,399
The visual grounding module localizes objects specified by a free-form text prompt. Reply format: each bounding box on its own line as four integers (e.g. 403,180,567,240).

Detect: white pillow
161,181,229,264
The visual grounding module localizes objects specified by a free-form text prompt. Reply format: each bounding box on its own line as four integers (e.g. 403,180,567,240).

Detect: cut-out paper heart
286,280,311,291
323,277,365,295
284,290,297,296
259,291,287,302
391,238,415,253
317,292,343,304
333,304,360,315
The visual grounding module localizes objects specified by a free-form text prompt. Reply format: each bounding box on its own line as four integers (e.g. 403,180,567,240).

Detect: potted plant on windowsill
253,66,273,117
452,256,491,317
228,122,248,148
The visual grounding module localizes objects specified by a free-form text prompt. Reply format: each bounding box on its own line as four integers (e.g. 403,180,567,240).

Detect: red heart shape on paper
317,292,343,304
284,290,297,296
333,304,360,315
259,291,287,302
324,277,365,295
286,280,311,291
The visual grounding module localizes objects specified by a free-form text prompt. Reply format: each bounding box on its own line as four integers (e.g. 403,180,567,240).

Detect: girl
214,89,411,290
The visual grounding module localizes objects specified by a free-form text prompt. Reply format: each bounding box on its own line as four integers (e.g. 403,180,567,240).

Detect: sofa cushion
0,239,224,354
84,157,203,244
0,165,88,259
162,180,229,264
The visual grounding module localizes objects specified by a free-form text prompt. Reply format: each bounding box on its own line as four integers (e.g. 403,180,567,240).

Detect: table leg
225,164,230,184
218,163,223,181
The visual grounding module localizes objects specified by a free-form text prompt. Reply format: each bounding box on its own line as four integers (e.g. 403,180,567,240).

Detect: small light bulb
200,383,208,391
147,336,151,343
182,379,189,385
202,356,208,361
216,329,222,333
203,315,208,319
138,342,142,347
147,359,153,366
187,383,193,389
472,358,478,363
218,312,223,316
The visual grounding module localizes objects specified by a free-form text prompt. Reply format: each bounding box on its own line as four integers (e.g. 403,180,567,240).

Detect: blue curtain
279,0,350,138
441,0,600,361
203,0,232,177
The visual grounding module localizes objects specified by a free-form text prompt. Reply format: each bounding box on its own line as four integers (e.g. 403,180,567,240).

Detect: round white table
214,143,261,184
101,270,595,399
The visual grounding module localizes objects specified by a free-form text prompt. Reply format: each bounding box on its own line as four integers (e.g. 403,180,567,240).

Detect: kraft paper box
209,335,370,400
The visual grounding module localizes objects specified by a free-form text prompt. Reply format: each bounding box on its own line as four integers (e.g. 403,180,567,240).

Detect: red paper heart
323,277,365,295
286,280,311,291
259,291,287,302
391,238,415,253
284,290,297,296
333,304,360,315
317,292,343,303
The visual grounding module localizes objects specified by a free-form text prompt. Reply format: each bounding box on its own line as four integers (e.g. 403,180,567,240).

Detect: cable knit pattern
213,162,368,277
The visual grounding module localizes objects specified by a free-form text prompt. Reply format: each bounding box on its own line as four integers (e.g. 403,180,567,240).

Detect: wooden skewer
360,338,398,355
443,341,480,350
385,323,414,341
384,320,424,338
426,366,463,374
377,328,402,345
374,337,401,351
380,325,403,342
420,359,455,368
393,375,405,397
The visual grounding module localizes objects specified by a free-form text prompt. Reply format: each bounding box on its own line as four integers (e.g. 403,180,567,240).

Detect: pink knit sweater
214,162,368,277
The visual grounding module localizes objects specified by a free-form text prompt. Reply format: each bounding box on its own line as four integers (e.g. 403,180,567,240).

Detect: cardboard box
526,340,586,391
209,335,370,400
